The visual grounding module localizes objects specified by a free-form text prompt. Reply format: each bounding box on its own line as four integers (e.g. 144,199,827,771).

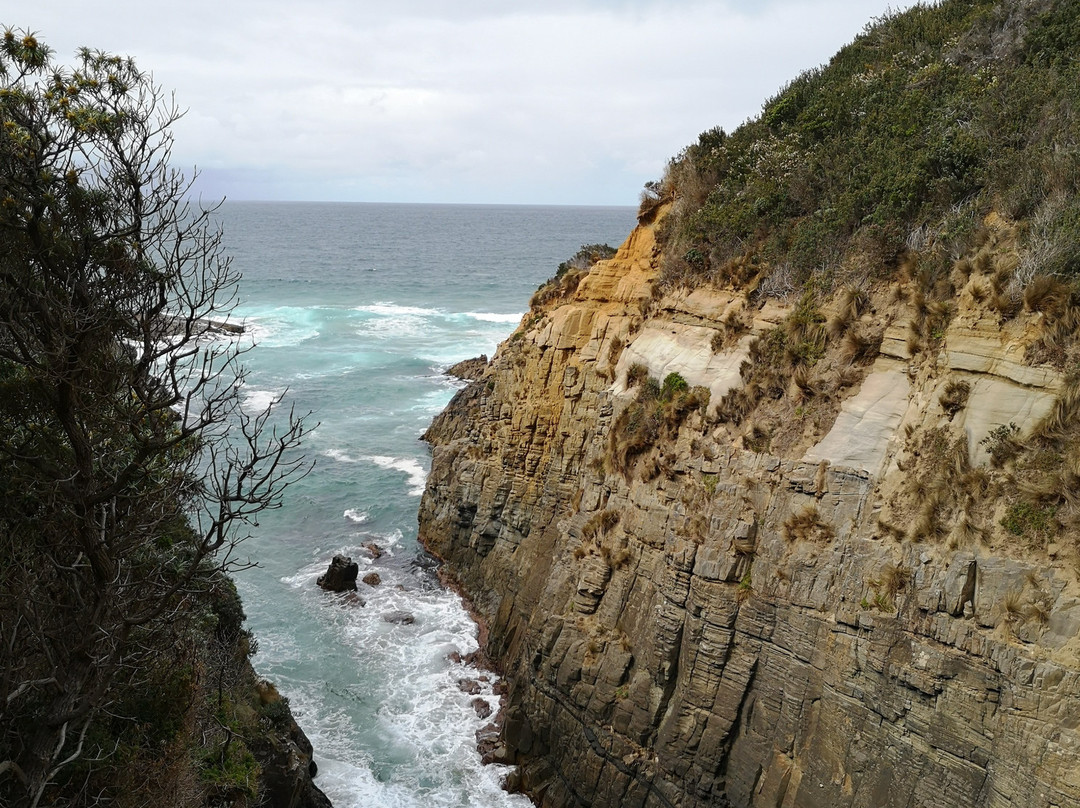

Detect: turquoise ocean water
218,202,637,807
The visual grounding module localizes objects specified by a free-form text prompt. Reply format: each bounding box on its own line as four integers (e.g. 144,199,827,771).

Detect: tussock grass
938,379,971,418
782,505,835,544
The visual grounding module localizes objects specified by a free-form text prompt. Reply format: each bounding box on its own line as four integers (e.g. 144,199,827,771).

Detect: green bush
1001,501,1057,539
657,0,1080,294
661,372,690,401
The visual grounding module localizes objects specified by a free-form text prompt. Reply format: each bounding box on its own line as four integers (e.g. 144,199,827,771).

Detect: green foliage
738,570,753,592
660,372,690,401
1001,501,1057,539
659,0,1080,294
609,371,707,476
702,473,718,497
0,30,310,805
201,740,261,800
258,695,294,728
872,591,895,612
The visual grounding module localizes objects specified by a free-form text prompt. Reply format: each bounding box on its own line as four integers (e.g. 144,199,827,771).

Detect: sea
217,201,638,808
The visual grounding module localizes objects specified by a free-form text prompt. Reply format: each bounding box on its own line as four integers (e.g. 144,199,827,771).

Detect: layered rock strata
418,214,1080,808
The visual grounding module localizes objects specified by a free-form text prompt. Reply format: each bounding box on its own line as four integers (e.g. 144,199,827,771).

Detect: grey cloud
15,0,918,204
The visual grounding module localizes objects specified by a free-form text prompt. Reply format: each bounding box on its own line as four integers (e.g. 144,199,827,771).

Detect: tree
0,30,310,807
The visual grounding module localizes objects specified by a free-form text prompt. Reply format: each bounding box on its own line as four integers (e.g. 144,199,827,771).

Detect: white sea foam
463,311,523,324
242,388,281,414
307,572,528,808
343,508,369,524
353,315,429,341
355,302,441,317
244,317,320,349
367,455,428,496
323,448,360,464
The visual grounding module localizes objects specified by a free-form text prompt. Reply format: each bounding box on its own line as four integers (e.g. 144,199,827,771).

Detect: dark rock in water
457,678,482,695
363,542,384,559
382,610,415,625
343,592,366,607
362,572,381,587
472,697,493,719
476,722,501,758
317,555,358,592
445,354,489,381
447,651,463,664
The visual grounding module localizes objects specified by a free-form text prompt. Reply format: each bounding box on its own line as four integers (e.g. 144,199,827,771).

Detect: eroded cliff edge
418,205,1080,807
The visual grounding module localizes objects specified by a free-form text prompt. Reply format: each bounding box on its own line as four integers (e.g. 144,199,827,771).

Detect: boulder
362,572,381,587
472,697,493,719
382,610,415,625
457,678,482,695
317,555,358,592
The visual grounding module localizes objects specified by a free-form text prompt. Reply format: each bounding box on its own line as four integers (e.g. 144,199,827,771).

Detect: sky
17,1,919,205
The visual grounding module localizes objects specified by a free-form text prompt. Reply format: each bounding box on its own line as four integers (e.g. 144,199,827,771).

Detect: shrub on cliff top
655,0,1080,297
531,243,617,307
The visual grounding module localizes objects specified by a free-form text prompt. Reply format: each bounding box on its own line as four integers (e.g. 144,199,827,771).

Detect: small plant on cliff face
1001,501,1057,542
583,508,621,541
661,372,690,400
626,362,650,388
873,562,910,599
736,570,753,604
872,591,895,612
981,422,1022,467
782,505,835,544
939,379,971,418
702,473,719,497
999,589,1026,629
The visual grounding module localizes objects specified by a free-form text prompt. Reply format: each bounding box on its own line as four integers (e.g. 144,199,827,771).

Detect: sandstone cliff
418,207,1080,808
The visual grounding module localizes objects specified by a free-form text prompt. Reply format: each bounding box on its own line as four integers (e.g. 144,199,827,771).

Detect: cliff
418,2,1080,805
418,205,1080,807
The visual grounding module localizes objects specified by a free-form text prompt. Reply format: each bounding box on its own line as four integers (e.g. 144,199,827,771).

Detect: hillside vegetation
630,0,1080,556
655,0,1079,295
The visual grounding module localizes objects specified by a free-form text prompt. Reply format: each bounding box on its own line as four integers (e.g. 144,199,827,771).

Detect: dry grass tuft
1024,275,1071,315
626,362,649,388
582,508,621,541
950,257,974,288
833,364,862,389
843,328,882,364
783,505,835,544
875,562,910,597
969,279,990,303
744,422,771,453
1000,589,1026,626
939,379,971,418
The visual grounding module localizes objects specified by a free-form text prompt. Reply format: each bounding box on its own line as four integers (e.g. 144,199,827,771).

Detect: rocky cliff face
418,210,1080,808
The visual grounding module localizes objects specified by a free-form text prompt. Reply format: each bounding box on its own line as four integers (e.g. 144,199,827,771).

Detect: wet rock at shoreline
457,678,482,695
317,555,358,592
471,697,493,719
362,572,381,587
382,610,415,625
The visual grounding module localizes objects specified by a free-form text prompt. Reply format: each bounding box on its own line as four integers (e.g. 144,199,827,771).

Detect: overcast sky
20,1,917,205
